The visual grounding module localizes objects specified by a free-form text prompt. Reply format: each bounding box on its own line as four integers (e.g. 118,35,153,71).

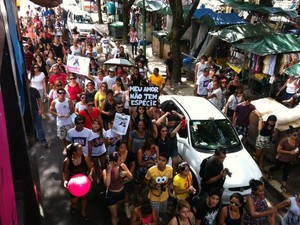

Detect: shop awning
222,0,299,18
135,0,166,12
284,63,300,77
195,12,247,26
233,34,300,56
218,23,276,43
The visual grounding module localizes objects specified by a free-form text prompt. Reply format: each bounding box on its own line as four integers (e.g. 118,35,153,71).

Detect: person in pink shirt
128,27,138,56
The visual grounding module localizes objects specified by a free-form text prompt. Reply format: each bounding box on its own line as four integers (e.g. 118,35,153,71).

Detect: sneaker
41,114,46,120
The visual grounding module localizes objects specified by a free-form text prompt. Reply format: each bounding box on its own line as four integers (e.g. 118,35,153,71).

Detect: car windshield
74,15,93,24
190,119,241,151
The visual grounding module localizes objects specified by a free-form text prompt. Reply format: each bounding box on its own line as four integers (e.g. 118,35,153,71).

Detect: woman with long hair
35,54,48,79
136,138,159,182
267,125,299,194
103,152,133,225
75,93,87,114
227,75,242,97
131,105,152,131
101,89,116,130
95,82,108,111
168,200,195,225
28,63,47,119
62,143,94,221
112,76,125,102
218,193,245,225
65,74,82,105
90,119,107,184
46,50,56,74
253,115,277,172
88,57,100,77
116,140,136,218
244,179,276,225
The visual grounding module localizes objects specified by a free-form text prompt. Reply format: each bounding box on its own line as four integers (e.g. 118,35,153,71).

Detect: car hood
222,149,262,187
193,149,262,188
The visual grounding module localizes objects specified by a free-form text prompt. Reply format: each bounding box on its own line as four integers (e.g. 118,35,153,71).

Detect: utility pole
142,0,146,55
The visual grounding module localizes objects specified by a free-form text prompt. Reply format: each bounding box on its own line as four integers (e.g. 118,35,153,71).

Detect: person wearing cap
49,88,75,149
23,43,34,73
104,67,117,89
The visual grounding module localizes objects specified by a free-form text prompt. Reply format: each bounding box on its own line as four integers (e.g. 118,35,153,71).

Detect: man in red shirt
49,65,68,89
78,98,102,129
23,43,34,73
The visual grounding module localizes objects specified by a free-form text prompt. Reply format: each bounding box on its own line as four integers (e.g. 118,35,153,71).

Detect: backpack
199,156,212,179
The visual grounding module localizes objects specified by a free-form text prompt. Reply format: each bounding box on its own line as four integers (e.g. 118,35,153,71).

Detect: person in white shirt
100,33,110,60
195,68,210,97
111,41,121,58
103,67,117,89
66,115,93,156
49,88,75,150
207,81,223,110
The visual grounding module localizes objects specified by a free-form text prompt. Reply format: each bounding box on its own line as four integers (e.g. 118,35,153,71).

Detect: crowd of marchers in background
20,3,300,225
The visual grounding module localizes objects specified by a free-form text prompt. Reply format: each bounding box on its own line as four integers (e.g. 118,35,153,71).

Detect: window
190,119,241,151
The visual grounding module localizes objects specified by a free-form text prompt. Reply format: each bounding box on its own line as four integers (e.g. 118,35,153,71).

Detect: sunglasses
230,201,240,207
81,97,86,99
69,78,75,80
292,133,299,137
34,67,39,69
88,104,95,107
56,84,62,87
76,122,84,125
116,106,123,109
58,92,66,95
139,108,145,110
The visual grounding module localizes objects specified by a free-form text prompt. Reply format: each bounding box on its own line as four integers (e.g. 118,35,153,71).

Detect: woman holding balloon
62,143,94,222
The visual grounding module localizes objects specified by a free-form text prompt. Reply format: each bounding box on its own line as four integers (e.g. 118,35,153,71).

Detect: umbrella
104,58,135,67
284,63,300,77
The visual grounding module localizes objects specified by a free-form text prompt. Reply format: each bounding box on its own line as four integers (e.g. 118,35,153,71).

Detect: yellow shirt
173,172,193,200
149,74,165,87
145,165,173,202
94,91,106,110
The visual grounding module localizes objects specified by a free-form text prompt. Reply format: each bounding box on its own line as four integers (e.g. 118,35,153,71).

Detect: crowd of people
21,4,300,225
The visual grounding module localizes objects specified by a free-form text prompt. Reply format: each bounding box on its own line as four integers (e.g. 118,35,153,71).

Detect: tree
122,0,135,44
96,0,104,24
169,0,200,83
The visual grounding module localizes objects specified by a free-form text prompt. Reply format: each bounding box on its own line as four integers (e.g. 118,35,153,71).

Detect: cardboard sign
67,55,90,76
129,86,159,106
112,113,130,135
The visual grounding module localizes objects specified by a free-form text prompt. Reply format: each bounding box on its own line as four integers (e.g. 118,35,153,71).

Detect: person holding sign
149,68,165,93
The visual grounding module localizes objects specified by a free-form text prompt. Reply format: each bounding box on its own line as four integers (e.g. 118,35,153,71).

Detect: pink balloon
68,174,91,197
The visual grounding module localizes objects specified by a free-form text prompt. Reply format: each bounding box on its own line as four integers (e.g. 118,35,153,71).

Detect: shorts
57,124,73,139
106,189,125,206
235,125,249,137
169,148,179,158
255,135,270,150
150,199,168,215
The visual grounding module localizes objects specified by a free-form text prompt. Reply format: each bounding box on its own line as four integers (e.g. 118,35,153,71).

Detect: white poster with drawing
67,55,90,76
112,113,130,135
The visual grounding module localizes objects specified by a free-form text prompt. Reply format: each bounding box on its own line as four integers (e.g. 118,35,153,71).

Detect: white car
66,10,97,40
159,95,262,203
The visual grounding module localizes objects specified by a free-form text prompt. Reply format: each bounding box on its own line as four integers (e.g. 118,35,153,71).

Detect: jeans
131,42,138,55
269,159,292,182
32,109,46,142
